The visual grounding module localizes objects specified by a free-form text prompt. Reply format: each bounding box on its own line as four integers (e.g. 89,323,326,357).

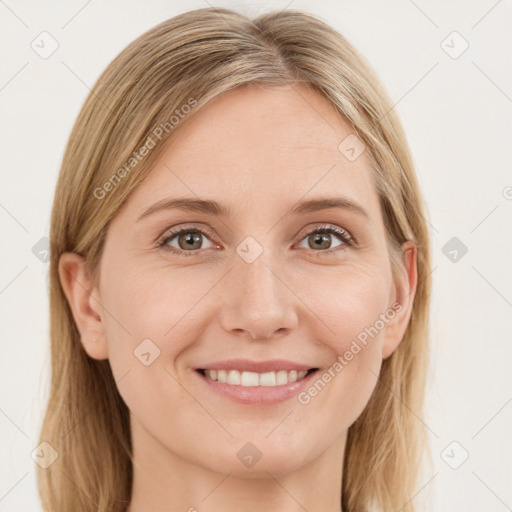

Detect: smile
194,367,320,405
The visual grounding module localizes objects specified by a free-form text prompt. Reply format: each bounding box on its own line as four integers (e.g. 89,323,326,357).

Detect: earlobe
80,334,108,360
58,252,109,360
382,242,418,360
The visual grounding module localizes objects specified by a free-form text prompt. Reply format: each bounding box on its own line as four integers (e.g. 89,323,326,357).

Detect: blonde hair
38,7,432,512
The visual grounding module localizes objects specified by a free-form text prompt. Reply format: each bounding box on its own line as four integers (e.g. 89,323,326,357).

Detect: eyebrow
136,195,369,223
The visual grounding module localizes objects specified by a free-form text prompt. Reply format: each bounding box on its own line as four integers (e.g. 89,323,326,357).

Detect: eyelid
296,223,355,245
157,222,218,244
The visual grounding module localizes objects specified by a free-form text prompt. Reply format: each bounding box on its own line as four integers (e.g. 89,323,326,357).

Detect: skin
59,83,417,512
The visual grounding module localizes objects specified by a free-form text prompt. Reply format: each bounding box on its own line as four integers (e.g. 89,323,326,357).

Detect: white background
1,0,511,510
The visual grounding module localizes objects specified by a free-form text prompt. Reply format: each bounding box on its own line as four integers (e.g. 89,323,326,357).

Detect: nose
218,253,298,341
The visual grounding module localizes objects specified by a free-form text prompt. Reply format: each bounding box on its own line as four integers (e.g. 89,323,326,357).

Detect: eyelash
157,223,356,258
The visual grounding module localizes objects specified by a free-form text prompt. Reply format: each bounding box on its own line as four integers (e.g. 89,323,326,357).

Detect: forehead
123,84,380,222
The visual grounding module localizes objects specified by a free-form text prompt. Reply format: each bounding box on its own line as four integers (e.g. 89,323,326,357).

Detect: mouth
196,367,319,387
194,367,320,405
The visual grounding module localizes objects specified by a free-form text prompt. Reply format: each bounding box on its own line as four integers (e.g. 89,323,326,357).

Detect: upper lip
196,359,318,373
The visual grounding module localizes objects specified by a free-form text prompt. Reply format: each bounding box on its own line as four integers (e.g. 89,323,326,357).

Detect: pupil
312,233,330,249
181,232,201,249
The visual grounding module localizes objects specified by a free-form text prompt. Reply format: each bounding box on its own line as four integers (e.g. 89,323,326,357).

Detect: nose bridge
241,250,282,307
219,244,298,339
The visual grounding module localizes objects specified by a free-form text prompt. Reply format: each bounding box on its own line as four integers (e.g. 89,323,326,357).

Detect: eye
295,224,354,255
158,225,218,257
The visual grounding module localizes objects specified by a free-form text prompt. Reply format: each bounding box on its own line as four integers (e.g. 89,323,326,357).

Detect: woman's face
62,83,416,478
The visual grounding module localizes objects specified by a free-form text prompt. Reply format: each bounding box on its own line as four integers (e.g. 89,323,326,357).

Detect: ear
58,252,109,360
382,241,418,360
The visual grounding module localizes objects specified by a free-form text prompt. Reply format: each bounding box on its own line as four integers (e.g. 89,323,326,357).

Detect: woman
38,6,432,511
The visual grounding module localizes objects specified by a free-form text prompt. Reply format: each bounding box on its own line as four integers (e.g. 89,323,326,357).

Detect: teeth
203,369,309,386
227,370,241,385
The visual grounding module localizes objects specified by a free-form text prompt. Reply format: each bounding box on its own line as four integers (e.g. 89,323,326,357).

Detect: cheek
304,264,391,354
97,268,200,433
294,266,390,422
98,265,222,418
100,266,201,355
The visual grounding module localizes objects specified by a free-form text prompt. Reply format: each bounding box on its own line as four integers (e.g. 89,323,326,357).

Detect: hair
38,6,432,512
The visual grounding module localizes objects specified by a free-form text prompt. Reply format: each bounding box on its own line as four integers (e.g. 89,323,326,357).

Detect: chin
203,442,311,478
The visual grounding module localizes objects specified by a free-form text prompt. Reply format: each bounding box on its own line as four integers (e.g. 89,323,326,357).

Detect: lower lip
194,369,319,405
